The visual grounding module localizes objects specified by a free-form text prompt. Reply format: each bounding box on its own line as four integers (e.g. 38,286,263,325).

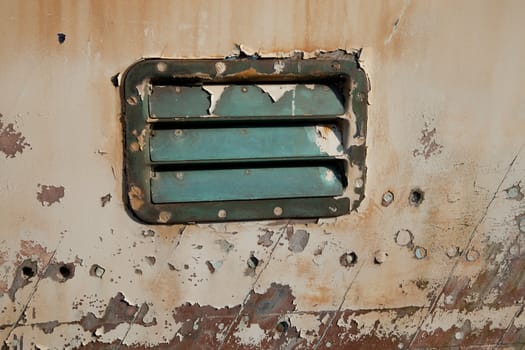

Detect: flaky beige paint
1,0,525,349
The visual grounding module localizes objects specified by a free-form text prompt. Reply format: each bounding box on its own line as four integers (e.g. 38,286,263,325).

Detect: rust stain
79,293,156,334
0,113,30,158
18,240,54,265
227,67,258,79
413,120,443,160
36,184,65,206
9,293,157,337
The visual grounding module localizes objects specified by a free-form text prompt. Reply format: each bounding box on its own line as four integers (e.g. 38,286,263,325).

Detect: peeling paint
0,113,30,158
36,185,65,207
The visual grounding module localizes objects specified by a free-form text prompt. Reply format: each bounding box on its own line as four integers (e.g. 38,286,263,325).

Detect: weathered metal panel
151,166,344,203
149,125,343,162
1,0,525,349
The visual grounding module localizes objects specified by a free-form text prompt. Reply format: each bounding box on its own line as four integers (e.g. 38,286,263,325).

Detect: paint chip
36,184,65,206
0,113,30,158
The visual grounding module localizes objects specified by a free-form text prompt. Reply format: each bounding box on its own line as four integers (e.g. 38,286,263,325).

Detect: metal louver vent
121,56,368,224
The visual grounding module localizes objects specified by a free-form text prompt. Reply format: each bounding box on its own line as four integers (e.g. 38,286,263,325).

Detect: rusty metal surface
1,0,525,349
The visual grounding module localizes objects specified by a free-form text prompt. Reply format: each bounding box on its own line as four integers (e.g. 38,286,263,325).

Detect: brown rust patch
0,113,30,158
226,67,258,79
36,184,65,206
413,120,443,160
79,292,156,334
221,283,301,349
128,185,144,211
317,307,421,350
413,320,505,348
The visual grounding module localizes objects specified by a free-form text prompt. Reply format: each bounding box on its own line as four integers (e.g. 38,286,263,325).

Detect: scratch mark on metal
384,0,411,45
2,242,59,344
217,226,286,350
313,261,365,350
407,144,524,349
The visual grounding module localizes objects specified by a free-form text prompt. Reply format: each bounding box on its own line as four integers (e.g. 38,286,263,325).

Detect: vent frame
121,57,368,224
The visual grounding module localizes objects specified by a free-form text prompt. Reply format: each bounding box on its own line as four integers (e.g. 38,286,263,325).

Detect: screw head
156,62,168,72
382,191,394,206
414,246,427,259
247,256,259,269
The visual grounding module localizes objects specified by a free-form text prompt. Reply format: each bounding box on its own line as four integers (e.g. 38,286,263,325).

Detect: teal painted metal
149,84,344,119
213,85,344,117
151,166,344,203
149,125,343,162
150,86,210,118
120,56,369,224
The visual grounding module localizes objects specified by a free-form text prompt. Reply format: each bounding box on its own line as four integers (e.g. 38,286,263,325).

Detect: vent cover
121,56,368,224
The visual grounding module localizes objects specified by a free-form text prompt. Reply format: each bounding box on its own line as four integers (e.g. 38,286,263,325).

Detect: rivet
126,96,138,106
176,172,184,180
174,129,183,136
395,229,413,246
414,246,427,259
175,86,182,94
340,252,358,267
273,206,283,216
382,191,394,206
409,188,424,206
454,331,464,340
247,256,259,269
21,262,37,278
276,320,289,333
444,294,454,305
509,244,520,256
506,185,523,200
465,248,480,262
91,264,105,278
241,87,248,93
218,209,227,219
446,246,460,258
156,62,167,72
374,250,388,264
507,186,520,198
354,178,364,188
158,211,171,223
